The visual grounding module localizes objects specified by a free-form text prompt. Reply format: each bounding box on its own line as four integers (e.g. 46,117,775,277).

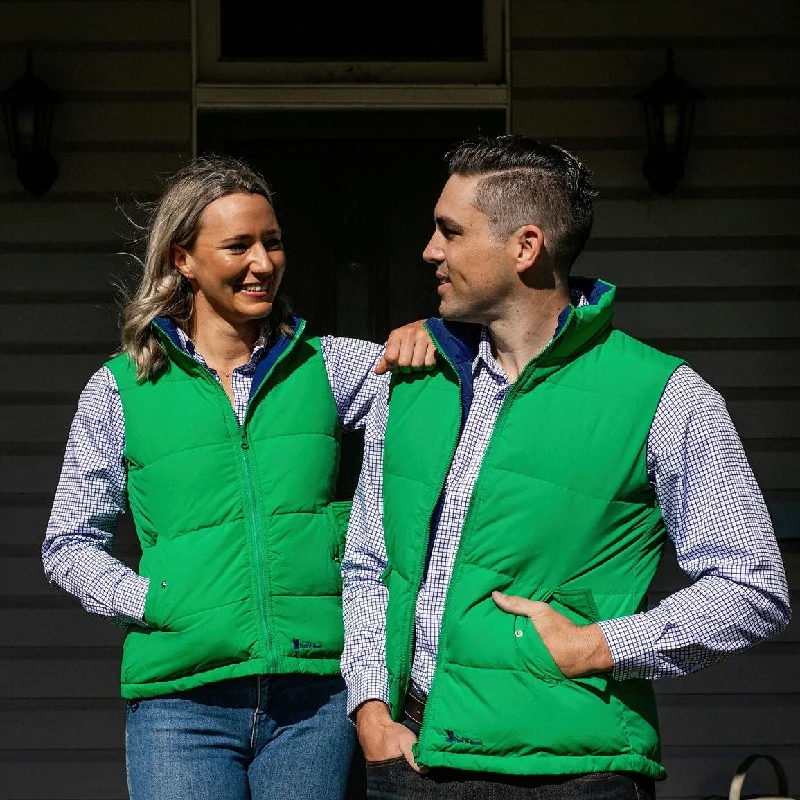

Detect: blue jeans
126,674,357,800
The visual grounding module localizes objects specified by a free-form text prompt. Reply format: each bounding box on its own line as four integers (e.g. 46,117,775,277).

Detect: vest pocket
511,587,565,685
139,546,165,629
513,614,566,685
551,587,600,624
326,500,352,565
513,586,601,686
138,544,181,629
142,577,164,629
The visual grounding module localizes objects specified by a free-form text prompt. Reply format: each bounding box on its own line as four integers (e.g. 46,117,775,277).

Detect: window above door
194,0,506,86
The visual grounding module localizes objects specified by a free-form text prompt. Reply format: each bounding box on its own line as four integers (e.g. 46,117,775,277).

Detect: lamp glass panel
662,101,681,152
17,104,36,146
34,104,54,151
648,104,668,154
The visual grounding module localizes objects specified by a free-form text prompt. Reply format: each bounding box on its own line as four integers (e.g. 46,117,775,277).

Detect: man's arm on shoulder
597,364,791,680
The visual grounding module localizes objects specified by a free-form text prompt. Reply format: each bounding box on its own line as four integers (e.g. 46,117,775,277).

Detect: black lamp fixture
635,48,704,195
1,50,63,197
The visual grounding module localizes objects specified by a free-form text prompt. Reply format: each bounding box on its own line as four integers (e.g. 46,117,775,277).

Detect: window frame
193,0,507,86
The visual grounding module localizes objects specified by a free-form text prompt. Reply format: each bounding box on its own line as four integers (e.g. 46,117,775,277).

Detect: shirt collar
174,326,270,372
474,288,589,374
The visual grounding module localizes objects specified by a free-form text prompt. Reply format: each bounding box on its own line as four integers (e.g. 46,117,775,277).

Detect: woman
42,155,434,800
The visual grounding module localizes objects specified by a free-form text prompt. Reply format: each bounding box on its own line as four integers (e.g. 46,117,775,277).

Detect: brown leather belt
403,689,427,725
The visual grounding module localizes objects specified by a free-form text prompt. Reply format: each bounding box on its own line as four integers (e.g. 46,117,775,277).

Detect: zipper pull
241,431,249,450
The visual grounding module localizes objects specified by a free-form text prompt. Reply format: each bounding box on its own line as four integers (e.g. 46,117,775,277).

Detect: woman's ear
170,244,193,279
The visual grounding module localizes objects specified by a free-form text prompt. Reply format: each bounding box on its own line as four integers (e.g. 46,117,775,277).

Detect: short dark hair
446,134,597,274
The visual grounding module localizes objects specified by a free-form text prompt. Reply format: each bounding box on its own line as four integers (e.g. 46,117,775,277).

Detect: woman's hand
375,320,437,375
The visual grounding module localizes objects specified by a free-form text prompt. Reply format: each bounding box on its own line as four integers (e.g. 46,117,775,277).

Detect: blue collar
152,315,305,403
423,277,616,412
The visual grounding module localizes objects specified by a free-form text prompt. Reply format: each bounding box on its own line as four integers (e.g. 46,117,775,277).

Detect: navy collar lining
152,315,303,405
425,277,613,406
249,317,302,403
426,318,480,421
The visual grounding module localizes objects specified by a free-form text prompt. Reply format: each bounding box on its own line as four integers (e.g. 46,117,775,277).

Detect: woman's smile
171,192,287,331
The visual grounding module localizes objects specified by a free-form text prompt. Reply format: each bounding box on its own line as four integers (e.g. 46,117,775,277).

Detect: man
341,134,790,799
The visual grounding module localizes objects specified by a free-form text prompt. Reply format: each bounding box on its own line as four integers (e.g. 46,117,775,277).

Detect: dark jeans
366,722,655,800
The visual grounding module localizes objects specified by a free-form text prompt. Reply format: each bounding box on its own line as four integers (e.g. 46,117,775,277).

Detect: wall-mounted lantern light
635,48,704,195
1,50,63,197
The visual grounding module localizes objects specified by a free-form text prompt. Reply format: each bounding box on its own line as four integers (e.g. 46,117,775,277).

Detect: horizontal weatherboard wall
0,1,191,797
510,2,799,798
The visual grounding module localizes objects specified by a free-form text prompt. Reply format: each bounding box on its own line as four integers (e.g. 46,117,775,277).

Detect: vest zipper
416,312,575,763
239,428,274,668
239,320,306,673
152,317,305,674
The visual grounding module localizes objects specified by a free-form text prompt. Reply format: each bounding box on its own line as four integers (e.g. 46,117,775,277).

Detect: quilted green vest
107,317,350,700
382,280,683,778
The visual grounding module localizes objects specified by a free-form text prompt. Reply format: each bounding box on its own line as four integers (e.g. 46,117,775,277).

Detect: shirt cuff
345,666,391,720
597,614,661,681
115,574,150,626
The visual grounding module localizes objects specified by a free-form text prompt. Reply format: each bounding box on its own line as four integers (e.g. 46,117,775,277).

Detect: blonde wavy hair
119,154,293,381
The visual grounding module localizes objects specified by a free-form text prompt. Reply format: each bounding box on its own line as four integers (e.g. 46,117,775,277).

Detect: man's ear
170,244,193,279
515,224,544,275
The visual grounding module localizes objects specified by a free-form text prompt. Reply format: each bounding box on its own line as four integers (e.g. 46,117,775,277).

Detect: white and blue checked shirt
341,330,791,716
43,330,384,625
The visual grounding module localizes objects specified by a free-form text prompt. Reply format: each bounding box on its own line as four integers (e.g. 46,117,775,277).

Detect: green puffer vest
107,317,350,701
382,280,683,778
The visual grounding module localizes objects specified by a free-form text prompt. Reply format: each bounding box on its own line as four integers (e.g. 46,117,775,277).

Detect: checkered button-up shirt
42,330,384,625
341,323,790,715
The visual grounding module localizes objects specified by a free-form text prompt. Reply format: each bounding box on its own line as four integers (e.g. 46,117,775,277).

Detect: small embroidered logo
445,729,484,746
292,639,323,651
